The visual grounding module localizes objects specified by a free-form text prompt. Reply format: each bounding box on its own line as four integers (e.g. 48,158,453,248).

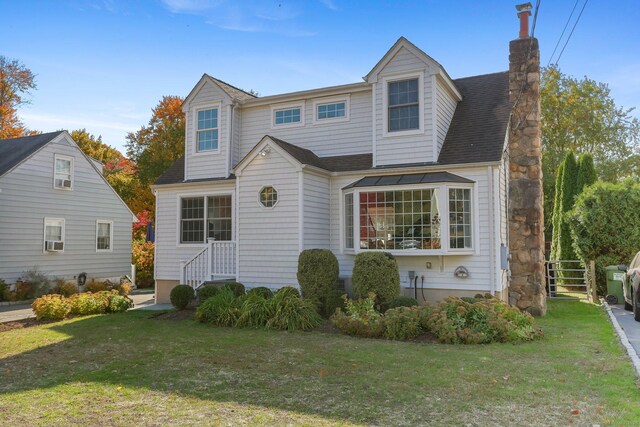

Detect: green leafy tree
576,153,597,195
71,129,121,165
570,180,640,295
550,162,564,260
0,56,36,138
558,152,579,264
541,66,640,238
125,96,185,186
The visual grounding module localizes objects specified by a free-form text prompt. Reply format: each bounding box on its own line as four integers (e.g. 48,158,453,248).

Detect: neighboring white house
0,131,135,284
152,37,513,304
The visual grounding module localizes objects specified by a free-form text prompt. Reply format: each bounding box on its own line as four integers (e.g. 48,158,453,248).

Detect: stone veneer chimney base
507,35,547,316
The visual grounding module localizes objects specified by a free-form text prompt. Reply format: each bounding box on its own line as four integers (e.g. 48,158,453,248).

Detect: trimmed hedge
352,252,400,306
297,249,339,316
170,285,194,310
32,291,133,320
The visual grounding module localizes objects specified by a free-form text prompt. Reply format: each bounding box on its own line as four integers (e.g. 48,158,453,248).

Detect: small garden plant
331,293,542,344
32,291,133,320
170,285,194,310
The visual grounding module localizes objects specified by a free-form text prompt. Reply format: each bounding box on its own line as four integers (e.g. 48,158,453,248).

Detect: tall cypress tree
559,152,579,265
550,162,565,260
576,153,598,194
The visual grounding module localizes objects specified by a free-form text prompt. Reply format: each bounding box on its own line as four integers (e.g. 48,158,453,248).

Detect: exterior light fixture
259,146,271,157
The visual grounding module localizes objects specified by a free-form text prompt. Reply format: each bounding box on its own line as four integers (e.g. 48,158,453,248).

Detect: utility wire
554,0,589,66
547,0,580,66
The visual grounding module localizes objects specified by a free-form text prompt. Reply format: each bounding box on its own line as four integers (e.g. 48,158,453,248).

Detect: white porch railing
181,240,237,289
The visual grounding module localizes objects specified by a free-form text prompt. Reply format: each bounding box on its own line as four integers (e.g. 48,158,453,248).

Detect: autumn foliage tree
0,56,36,138
125,96,185,186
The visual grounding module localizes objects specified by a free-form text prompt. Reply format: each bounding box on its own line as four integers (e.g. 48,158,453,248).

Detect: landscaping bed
0,300,638,426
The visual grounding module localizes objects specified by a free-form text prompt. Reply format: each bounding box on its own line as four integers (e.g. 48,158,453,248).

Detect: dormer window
388,78,419,132
196,108,219,152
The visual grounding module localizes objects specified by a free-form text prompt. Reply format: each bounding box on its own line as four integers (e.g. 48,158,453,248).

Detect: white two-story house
152,37,512,304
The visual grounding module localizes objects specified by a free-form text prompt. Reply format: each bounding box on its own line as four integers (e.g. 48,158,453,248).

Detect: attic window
271,102,305,128
388,78,419,132
54,155,73,189
275,107,301,125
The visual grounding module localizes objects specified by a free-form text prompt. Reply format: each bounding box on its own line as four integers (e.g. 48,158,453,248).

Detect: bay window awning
342,172,474,190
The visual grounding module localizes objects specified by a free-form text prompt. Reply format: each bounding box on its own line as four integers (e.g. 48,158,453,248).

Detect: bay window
180,195,232,243
343,182,474,253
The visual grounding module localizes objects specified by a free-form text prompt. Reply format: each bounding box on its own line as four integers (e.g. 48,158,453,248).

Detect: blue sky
2,0,638,153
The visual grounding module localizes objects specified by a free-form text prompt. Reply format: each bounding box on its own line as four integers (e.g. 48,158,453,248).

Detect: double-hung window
54,155,73,189
180,195,232,243
96,220,113,251
388,78,419,132
44,218,65,252
196,108,219,152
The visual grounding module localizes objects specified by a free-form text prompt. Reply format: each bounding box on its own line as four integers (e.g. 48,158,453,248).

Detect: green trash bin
605,265,625,304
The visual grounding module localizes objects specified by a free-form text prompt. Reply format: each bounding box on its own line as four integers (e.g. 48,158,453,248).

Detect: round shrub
275,286,300,299
195,288,238,326
223,281,245,297
246,286,273,299
386,296,419,310
107,294,133,313
383,307,422,340
352,252,400,306
170,285,194,310
32,294,71,320
297,249,339,314
197,284,221,304
69,292,109,315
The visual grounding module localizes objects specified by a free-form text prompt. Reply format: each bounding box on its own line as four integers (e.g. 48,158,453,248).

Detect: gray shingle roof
0,131,65,177
153,156,236,185
438,71,510,165
206,75,257,102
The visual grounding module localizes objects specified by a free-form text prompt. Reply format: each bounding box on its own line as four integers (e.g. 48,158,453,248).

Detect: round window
259,186,278,208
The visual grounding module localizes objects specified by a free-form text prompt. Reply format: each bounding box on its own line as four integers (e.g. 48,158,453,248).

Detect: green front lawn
0,301,638,426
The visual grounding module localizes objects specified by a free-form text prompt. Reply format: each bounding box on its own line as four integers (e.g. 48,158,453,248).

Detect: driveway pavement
0,291,161,323
609,304,640,356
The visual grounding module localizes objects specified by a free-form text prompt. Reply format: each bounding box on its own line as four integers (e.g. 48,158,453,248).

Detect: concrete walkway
0,292,165,323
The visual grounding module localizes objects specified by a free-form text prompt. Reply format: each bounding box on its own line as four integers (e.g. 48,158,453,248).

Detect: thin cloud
320,0,338,11
160,0,316,37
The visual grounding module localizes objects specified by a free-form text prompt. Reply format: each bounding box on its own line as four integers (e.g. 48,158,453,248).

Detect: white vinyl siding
303,172,330,250
435,78,458,155
184,80,228,181
0,135,133,282
154,181,236,280
373,46,435,166
238,149,299,287
96,220,113,252
239,90,371,158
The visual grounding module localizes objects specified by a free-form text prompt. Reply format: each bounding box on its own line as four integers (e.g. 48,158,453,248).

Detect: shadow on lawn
0,311,441,425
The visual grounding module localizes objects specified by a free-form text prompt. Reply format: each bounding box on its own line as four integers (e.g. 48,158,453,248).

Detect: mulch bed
0,318,57,333
150,309,196,321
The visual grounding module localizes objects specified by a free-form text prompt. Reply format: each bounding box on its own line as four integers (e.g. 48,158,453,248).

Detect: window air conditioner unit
45,241,64,252
62,179,72,188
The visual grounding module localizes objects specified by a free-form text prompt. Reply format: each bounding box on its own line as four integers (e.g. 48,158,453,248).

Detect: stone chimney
508,2,546,316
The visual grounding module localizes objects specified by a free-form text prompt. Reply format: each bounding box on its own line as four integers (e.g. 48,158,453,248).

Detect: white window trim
312,95,350,125
382,71,425,138
341,190,356,253
271,101,305,129
341,182,476,256
96,220,114,252
175,191,235,247
53,154,74,190
43,217,65,254
258,185,279,209
192,102,222,155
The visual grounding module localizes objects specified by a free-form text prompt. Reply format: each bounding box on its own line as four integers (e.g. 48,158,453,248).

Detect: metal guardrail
546,260,590,300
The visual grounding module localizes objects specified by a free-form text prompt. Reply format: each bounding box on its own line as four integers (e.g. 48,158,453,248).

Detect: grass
0,300,638,426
